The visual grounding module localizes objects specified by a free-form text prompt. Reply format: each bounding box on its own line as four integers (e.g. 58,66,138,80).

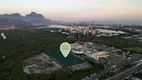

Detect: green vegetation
92,34,142,54
125,47,142,53
1,28,140,80
0,29,70,80
0,29,103,80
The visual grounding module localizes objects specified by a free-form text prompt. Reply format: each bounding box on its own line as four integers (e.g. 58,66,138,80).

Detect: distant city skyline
0,0,142,21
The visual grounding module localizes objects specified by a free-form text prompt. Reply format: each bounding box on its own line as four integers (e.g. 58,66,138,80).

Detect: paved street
107,62,142,80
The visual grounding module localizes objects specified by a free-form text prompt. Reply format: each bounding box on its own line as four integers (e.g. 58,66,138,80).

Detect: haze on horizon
0,0,142,21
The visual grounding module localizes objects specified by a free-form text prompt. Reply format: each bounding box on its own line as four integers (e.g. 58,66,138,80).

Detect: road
107,62,142,80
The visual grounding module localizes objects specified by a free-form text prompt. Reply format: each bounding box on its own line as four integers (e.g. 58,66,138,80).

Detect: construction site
23,53,62,74
23,49,92,74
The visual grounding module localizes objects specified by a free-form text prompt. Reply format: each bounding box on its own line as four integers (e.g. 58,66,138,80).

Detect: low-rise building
0,25,16,30
87,51,109,60
71,42,109,60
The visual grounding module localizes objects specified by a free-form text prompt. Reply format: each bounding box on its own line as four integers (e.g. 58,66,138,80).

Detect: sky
0,0,142,21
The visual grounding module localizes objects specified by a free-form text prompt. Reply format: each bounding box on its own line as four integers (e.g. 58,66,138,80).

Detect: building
0,25,16,30
87,51,109,60
71,42,110,60
68,26,98,37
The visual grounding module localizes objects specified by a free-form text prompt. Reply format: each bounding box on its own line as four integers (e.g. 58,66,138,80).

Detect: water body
96,29,127,34
48,25,69,29
28,25,69,29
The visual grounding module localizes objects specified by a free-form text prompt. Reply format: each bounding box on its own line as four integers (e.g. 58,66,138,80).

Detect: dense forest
1,28,141,80
0,29,103,80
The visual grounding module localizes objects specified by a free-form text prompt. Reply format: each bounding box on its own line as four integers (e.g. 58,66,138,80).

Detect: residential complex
0,25,16,30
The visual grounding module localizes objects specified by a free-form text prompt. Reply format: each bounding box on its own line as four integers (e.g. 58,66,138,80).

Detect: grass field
47,49,86,67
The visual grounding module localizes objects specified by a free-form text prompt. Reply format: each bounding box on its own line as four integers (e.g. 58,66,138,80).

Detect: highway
107,62,142,80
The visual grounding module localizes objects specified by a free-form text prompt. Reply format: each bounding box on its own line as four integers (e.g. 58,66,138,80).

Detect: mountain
0,12,52,26
0,13,31,28
0,12,46,21
24,12,52,25
24,12,45,21
0,17,31,27
0,13,23,19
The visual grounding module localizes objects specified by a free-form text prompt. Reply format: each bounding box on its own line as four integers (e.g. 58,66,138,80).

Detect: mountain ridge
0,12,52,26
